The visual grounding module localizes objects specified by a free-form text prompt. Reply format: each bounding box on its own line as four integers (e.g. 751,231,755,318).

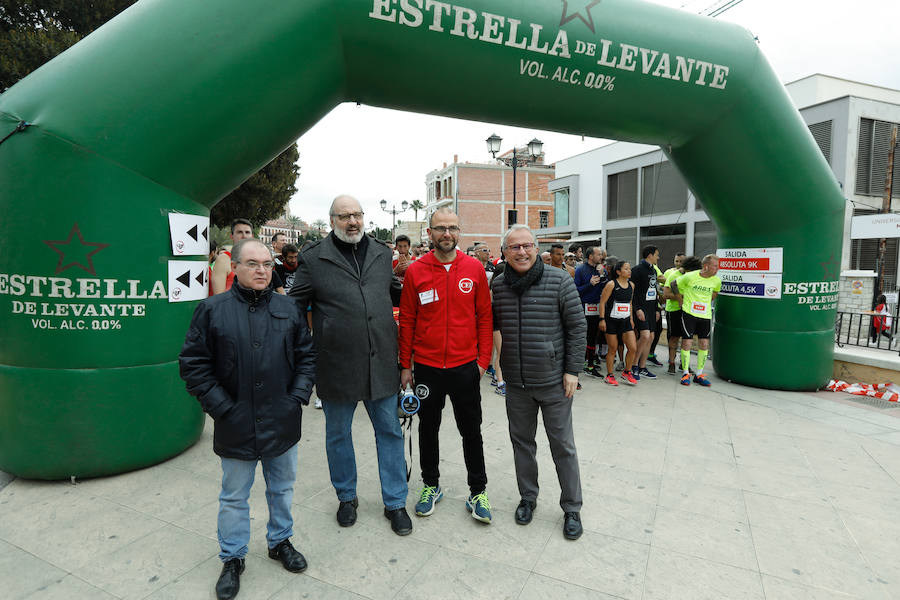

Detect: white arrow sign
168,213,210,256
168,260,209,302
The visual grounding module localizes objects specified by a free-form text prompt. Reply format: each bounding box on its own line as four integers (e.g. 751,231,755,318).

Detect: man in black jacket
179,239,316,600
492,224,586,540
630,245,661,380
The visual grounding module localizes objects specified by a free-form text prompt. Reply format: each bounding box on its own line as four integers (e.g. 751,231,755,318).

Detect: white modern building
548,74,900,292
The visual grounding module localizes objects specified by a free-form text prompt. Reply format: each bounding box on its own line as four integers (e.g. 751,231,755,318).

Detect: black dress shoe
337,498,358,527
563,511,583,540
268,538,307,573
215,558,244,600
384,507,413,536
515,499,536,525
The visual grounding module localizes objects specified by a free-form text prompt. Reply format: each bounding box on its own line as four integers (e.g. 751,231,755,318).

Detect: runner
671,254,721,386
598,261,638,386
574,247,607,377
629,246,660,380
661,256,701,375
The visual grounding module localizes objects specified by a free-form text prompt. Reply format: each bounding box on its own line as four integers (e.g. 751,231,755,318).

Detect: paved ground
4,358,900,600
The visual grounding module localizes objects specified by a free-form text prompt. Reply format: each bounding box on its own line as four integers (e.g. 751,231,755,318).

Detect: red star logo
560,0,603,34
820,253,840,281
43,224,109,275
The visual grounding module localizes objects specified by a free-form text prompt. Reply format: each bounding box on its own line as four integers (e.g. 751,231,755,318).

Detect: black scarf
503,258,543,295
233,281,271,306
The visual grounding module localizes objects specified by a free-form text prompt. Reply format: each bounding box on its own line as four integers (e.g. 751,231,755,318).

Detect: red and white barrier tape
826,379,900,402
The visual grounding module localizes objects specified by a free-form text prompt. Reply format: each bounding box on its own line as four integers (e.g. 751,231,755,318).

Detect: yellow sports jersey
662,267,682,312
677,270,721,319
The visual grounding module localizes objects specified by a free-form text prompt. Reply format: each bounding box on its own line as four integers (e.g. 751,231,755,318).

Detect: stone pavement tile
21,574,118,600
672,393,726,418
517,573,623,600
722,400,783,433
602,421,670,448
612,410,672,435
775,415,856,443
819,479,900,523
666,433,735,463
74,464,221,523
0,479,75,516
840,510,900,588
73,523,219,599
402,495,555,571
737,464,831,506
657,476,748,523
751,525,889,599
794,437,900,491
730,429,812,476
579,462,661,506
743,493,849,544
578,490,657,544
591,441,667,476
0,490,167,572
642,546,764,600
146,553,302,600
0,539,70,600
394,547,529,600
760,575,862,599
868,430,900,446
532,531,648,599
256,505,438,600
854,435,900,483
651,506,757,570
668,412,732,442
662,452,741,488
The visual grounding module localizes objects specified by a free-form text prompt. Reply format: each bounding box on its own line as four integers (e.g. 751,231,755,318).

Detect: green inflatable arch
0,0,843,479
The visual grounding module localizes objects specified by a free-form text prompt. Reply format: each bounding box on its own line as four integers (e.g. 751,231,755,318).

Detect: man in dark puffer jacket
491,224,586,541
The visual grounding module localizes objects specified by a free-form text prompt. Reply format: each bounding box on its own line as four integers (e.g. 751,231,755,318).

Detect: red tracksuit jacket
398,250,493,370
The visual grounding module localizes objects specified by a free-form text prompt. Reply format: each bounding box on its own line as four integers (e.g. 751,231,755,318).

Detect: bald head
330,195,365,244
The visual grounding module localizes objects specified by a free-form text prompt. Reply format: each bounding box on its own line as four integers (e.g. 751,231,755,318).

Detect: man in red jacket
399,208,494,523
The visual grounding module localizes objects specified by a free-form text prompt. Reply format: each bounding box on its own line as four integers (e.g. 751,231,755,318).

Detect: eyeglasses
332,212,364,222
505,243,536,252
430,226,460,234
240,260,275,270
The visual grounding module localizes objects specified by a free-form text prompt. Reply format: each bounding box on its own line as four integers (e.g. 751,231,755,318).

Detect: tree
370,226,391,242
2,1,301,226
312,219,328,233
409,199,424,221
1,1,136,92
210,143,300,230
285,215,302,245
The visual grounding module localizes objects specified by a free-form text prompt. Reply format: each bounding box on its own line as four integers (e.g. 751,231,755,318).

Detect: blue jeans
322,394,408,509
218,443,297,561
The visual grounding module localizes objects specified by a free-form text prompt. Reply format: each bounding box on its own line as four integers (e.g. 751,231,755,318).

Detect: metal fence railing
835,306,900,354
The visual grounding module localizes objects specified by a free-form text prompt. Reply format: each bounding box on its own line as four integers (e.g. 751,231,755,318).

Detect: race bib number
611,302,631,319
584,303,599,316
646,287,657,301
691,301,709,317
419,289,439,305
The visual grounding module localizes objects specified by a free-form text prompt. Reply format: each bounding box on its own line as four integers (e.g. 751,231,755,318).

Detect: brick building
424,150,558,258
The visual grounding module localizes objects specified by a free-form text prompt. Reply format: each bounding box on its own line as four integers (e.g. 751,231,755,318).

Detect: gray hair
500,224,537,249
231,239,267,264
604,255,618,268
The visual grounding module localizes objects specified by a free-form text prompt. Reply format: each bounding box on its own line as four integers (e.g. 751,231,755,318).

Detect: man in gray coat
491,224,586,540
289,195,412,536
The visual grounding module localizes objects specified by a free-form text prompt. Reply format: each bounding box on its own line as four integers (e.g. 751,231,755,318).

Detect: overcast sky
288,0,900,229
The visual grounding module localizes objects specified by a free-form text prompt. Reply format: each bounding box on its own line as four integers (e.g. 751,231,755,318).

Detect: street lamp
380,199,410,241
486,134,543,226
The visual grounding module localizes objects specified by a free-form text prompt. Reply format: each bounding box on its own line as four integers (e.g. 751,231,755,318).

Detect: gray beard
334,228,364,244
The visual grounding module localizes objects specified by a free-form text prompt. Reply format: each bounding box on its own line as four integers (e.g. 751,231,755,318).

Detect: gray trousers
505,384,583,512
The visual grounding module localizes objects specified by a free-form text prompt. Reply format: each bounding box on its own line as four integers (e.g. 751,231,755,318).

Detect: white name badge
691,301,710,317
646,287,657,301
419,289,439,305
611,302,631,319
584,303,600,316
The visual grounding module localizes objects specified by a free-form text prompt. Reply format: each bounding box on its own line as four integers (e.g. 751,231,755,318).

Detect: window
539,210,550,228
639,223,686,267
434,180,441,199
693,221,718,259
641,162,688,216
808,120,833,164
607,169,638,220
856,118,900,197
553,189,569,227
606,228,638,264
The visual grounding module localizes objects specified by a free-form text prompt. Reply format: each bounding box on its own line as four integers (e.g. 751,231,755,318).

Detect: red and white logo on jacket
458,278,474,293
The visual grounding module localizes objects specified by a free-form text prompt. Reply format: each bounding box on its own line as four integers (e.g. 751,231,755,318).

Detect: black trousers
585,315,600,364
414,360,487,495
